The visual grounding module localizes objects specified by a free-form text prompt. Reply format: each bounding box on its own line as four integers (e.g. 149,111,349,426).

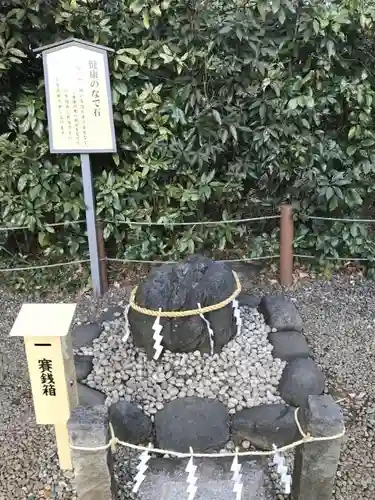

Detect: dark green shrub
1,0,375,265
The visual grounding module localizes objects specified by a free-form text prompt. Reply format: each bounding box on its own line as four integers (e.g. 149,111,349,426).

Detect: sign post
10,303,78,469
34,38,117,296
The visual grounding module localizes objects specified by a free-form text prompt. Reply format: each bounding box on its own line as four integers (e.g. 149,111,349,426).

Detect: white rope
104,215,280,227
0,259,90,272
0,220,86,232
70,408,345,456
106,255,280,265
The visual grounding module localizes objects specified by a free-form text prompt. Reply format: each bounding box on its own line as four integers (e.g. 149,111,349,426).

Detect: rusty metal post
279,204,294,286
96,220,109,293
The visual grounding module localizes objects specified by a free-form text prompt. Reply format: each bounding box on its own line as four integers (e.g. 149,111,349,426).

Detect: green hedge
1,0,375,265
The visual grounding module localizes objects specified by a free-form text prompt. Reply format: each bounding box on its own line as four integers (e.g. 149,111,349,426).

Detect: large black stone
74,354,93,381
72,322,103,349
109,400,152,444
237,292,262,309
128,255,237,358
259,295,303,332
77,383,106,406
268,331,310,361
232,404,299,450
155,397,230,453
279,358,325,407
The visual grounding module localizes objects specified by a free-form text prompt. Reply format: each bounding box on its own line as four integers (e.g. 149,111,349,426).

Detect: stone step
138,457,274,500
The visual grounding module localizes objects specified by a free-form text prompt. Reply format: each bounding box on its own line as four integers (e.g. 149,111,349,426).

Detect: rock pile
73,285,328,460
128,255,238,357
83,306,285,416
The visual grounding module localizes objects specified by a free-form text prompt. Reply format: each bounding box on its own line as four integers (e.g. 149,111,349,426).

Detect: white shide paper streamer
186,449,198,500
132,444,152,493
122,304,131,343
152,308,164,360
231,449,243,500
232,299,242,336
272,444,292,495
197,302,215,355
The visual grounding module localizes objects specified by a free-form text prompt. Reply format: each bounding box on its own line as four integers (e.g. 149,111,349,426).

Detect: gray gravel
1,272,375,499
79,306,285,416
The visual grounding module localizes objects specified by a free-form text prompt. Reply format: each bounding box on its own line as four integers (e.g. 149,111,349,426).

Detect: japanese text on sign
38,358,56,396
43,44,116,153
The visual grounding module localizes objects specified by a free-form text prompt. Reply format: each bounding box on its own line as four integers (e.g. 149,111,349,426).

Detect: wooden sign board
10,303,78,469
41,39,116,154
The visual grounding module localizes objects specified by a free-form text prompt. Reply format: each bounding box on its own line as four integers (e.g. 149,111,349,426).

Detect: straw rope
69,407,346,455
128,271,241,318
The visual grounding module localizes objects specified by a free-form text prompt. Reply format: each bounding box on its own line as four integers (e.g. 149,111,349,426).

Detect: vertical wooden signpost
34,38,117,296
10,303,78,469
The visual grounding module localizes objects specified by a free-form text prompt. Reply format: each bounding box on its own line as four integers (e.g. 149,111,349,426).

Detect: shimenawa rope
128,270,242,318
69,407,345,456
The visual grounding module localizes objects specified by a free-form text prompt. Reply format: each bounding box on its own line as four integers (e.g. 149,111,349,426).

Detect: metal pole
96,220,109,293
279,203,294,287
80,154,102,296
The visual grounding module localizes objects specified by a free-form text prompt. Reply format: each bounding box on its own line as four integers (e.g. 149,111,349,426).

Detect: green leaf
38,232,48,247
327,40,335,57
347,145,357,156
229,124,238,142
29,185,41,201
221,129,228,144
278,8,286,24
212,110,222,125
257,1,267,21
18,174,28,192
271,0,280,14
288,98,299,110
9,48,26,58
13,107,28,118
329,197,338,211
151,4,162,15
304,96,314,108
19,118,30,133
34,121,44,138
129,0,144,14
117,55,138,65
325,186,333,201
348,126,356,140
114,82,128,95
313,20,320,34
129,119,145,135
143,9,150,29
118,48,140,56
28,13,41,26
112,154,120,166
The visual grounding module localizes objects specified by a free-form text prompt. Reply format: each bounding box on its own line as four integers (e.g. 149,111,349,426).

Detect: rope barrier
103,215,280,227
69,407,346,457
0,220,86,232
128,271,241,318
294,254,370,262
302,215,375,223
0,259,90,272
106,255,280,265
0,213,374,234
0,252,369,274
